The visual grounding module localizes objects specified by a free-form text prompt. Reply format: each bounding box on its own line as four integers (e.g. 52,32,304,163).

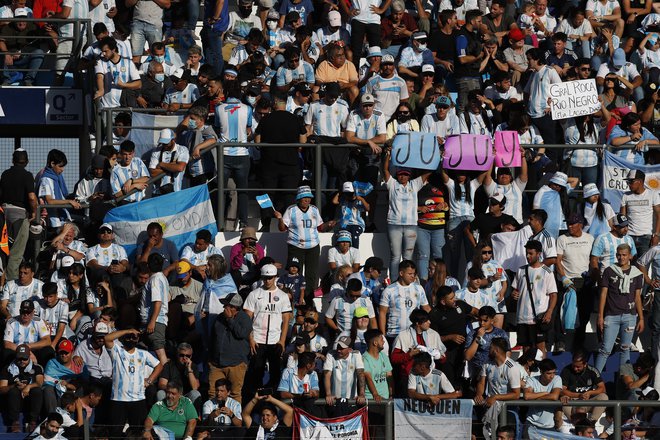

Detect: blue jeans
130,20,163,57
445,216,474,279
416,227,446,282
187,0,200,30
595,313,637,372
5,48,45,82
568,164,598,186
632,235,652,259
202,27,224,75
223,155,250,224
387,224,417,280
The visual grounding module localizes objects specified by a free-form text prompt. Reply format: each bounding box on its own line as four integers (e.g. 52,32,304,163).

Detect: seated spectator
609,112,659,165
72,322,112,390
229,227,263,283
420,96,462,146
559,350,608,427
586,0,624,37
241,393,293,437
137,222,179,280
201,378,243,431
3,299,52,366
0,7,48,86
275,45,315,92
616,352,654,400
480,0,516,45
398,32,434,79
326,279,376,334
380,0,418,58
110,140,150,203
597,48,643,102
479,37,509,79
315,42,359,104
94,37,142,110
557,8,594,58
37,149,81,229
33,412,65,440
36,282,73,349
164,68,200,112
1,262,44,320
148,128,189,195
424,259,461,304
503,28,531,86
545,32,578,78
328,231,360,273
140,41,180,76
168,261,203,338
460,89,498,136
524,359,563,433
43,339,89,413
143,381,198,440
73,155,112,214
85,223,130,290
0,344,44,433
157,343,201,408
229,28,268,69
136,60,172,108
407,352,461,402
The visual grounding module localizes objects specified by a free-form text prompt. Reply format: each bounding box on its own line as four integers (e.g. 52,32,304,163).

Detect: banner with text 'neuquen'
394,398,473,439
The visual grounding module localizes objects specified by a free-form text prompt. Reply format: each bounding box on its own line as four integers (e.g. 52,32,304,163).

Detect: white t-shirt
556,232,595,279
244,287,292,344
621,189,660,236
327,247,360,267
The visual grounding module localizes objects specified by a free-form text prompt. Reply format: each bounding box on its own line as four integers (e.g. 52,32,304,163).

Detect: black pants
243,344,282,403
260,163,301,230
350,21,380,67
111,399,148,437
531,114,561,162
288,244,320,302
3,385,43,425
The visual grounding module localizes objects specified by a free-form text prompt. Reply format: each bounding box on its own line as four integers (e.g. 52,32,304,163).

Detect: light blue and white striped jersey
446,177,480,220
282,204,323,249
215,98,253,156
462,260,507,307
485,179,527,225
325,295,376,333
94,56,140,109
163,83,200,105
277,367,320,394
3,317,50,345
110,158,150,202
380,281,429,337
286,96,309,119
228,45,269,66
304,101,349,137
364,75,409,120
386,176,423,226
525,65,562,118
109,344,159,402
35,299,69,337
323,351,364,399
85,243,128,266
481,357,520,396
562,119,599,167
591,232,637,273
148,144,190,193
1,279,44,318
529,229,559,262
345,111,387,140
455,287,491,310
420,113,462,138
513,264,558,325
59,0,89,39
180,244,222,266
202,397,242,425
407,369,454,394
275,61,315,87
338,199,366,229
140,272,169,326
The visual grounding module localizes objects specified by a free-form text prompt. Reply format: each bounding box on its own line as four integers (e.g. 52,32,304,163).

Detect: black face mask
397,114,412,123
239,7,252,16
122,338,138,350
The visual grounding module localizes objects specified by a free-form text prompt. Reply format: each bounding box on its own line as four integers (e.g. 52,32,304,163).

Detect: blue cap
435,95,452,107
336,230,352,243
612,48,626,68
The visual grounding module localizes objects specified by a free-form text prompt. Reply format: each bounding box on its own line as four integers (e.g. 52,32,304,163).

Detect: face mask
397,114,411,123
239,7,252,16
154,55,165,63
266,20,278,30
246,95,257,105
154,73,165,83
121,339,138,350
417,43,427,51
187,119,197,129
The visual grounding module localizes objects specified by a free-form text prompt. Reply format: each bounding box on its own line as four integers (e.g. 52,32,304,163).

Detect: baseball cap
354,307,369,318
336,230,352,243
337,335,352,349
583,183,600,198
367,46,382,58
261,264,278,277
294,82,312,94
177,261,192,279
91,155,106,169
342,181,355,193
422,64,435,74
239,0,253,5
12,148,28,163
15,344,31,360
396,168,412,176
328,10,341,26
266,9,279,20
489,192,505,205
381,54,395,64
220,292,244,308
549,172,568,188
614,214,629,228
19,300,34,313
287,257,301,270
524,240,543,252
509,28,524,42
612,48,626,68
296,185,314,200
58,339,74,354
566,213,584,225
626,169,646,181
361,93,375,105
412,31,427,40
435,95,452,107
158,128,175,144
13,7,29,17
293,333,310,346
61,255,75,268
99,223,113,232
171,68,192,82
94,322,110,335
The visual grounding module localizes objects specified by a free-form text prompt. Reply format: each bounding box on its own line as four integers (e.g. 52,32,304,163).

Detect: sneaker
21,77,33,86
553,342,566,353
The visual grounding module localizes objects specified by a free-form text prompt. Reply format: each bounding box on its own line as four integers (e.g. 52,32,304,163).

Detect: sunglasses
398,111,410,115
436,105,450,109
579,67,591,71
178,353,192,358
99,229,112,234
304,318,317,324
58,351,71,356
482,250,493,255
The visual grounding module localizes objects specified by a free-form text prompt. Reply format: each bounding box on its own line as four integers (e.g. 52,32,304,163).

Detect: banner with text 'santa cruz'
394,398,473,439
293,406,369,440
602,151,660,211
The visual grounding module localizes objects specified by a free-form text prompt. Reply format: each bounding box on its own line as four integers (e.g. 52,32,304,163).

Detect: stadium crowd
2,0,660,437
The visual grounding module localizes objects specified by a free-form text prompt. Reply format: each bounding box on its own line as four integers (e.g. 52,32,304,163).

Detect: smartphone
111,259,119,265
257,387,273,396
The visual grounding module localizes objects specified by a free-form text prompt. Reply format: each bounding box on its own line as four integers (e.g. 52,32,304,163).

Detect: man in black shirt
559,350,607,424
241,394,293,439
255,92,307,231
0,344,44,432
465,192,517,247
430,286,478,386
157,342,201,410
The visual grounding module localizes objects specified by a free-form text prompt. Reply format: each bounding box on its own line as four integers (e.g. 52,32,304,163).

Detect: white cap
261,264,278,277
382,54,395,64
61,256,75,268
422,64,435,73
94,322,110,334
342,181,355,193
367,46,382,58
549,171,568,188
99,223,113,231
328,10,341,26
361,93,375,105
13,7,29,17
158,128,175,144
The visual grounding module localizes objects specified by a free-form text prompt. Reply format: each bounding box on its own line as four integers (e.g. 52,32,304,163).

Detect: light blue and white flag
128,112,184,160
294,406,368,440
602,151,660,211
256,194,274,209
528,426,586,439
104,186,217,259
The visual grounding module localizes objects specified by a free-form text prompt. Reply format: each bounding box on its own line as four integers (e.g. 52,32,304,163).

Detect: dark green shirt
147,396,198,439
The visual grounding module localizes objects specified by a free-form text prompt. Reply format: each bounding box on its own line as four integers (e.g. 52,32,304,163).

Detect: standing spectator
110,141,150,203
199,254,236,338
340,0,386,68
595,243,644,372
561,114,602,187
525,48,562,156
429,10,458,84
274,186,336,297
483,151,528,226
94,37,142,110
178,106,218,188
590,214,637,275
455,10,484,111
480,0,516,44
582,184,616,240
512,240,558,355
465,193,515,248
362,329,393,401
243,265,292,401
126,0,170,64
148,128,189,195
365,54,409,122
348,257,384,305
524,359,563,434
202,0,228,75
379,260,431,343
464,306,509,377
323,335,366,413
139,254,169,366
545,32,578,78
326,278,376,333
51,0,88,83
528,209,558,267
620,170,660,257
0,344,44,433
104,328,163,436
416,174,448,283
533,172,576,238
331,182,370,249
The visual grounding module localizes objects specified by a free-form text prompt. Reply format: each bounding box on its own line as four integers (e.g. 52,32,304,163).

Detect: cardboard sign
443,134,493,171
391,132,441,171
550,79,600,120
494,131,522,167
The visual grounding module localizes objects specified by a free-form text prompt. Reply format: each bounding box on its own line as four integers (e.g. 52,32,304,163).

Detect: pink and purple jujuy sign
443,134,493,171
494,131,522,168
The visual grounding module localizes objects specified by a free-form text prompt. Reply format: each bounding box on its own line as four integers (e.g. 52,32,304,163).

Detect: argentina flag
104,186,217,259
602,151,660,211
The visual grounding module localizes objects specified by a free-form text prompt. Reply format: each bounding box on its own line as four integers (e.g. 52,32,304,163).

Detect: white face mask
417,43,427,51
246,96,257,105
267,20,278,30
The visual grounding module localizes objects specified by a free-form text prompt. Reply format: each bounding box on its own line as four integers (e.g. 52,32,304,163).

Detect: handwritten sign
391,132,441,171
443,134,493,171
549,79,600,120
494,131,522,167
